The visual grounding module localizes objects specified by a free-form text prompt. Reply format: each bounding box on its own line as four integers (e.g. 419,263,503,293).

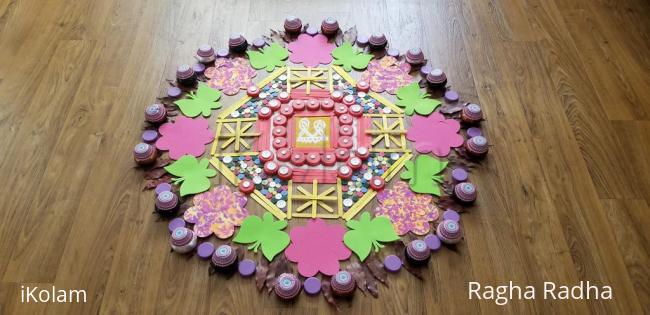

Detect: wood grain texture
0,0,648,314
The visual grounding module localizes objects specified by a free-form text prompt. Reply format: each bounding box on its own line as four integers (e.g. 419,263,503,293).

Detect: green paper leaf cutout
174,82,222,118
233,212,290,261
400,155,448,196
246,43,289,72
164,155,217,196
331,42,373,72
395,82,441,116
344,212,399,261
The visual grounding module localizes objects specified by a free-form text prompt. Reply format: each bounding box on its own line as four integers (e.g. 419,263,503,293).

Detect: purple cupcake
196,44,215,64
321,17,339,36
461,103,483,124
405,48,425,66
405,239,431,266
275,273,301,300
155,191,179,217
426,68,447,89
368,33,388,51
144,103,167,124
284,16,303,34
464,136,489,159
170,227,198,254
454,182,477,205
133,142,157,166
211,244,238,273
331,271,356,298
176,64,196,87
437,220,463,244
228,33,248,53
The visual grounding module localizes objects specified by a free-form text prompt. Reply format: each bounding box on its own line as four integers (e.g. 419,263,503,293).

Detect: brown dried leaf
439,104,464,114
144,167,168,180
268,29,287,47
142,175,171,191
334,28,344,46
347,260,367,295
151,155,172,169
363,264,379,298
343,26,357,44
365,254,388,285
255,258,269,291
321,278,340,311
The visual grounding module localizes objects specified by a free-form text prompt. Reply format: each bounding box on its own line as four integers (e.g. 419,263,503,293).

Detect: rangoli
134,16,489,308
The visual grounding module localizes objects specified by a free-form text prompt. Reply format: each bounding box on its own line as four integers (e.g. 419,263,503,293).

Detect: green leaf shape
344,212,399,261
174,83,222,118
233,212,290,261
400,155,448,196
164,155,217,196
331,42,373,72
395,82,442,116
246,43,289,72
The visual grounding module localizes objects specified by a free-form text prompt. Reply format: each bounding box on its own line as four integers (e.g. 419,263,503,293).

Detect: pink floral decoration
285,219,351,277
374,181,439,235
204,57,257,95
155,116,214,160
183,185,249,238
287,34,335,67
406,112,464,157
359,56,413,94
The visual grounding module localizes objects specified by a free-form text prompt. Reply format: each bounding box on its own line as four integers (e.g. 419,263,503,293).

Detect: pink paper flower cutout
406,112,463,157
287,34,335,67
285,219,351,277
155,116,214,160
205,57,257,95
183,185,249,238
360,56,413,94
374,181,440,235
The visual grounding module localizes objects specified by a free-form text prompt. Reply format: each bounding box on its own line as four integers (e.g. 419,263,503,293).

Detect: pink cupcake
331,271,356,298
437,220,463,244
275,273,301,301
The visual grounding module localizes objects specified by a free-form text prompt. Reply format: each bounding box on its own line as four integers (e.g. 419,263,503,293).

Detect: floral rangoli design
183,185,249,238
135,17,489,308
155,116,214,160
374,181,439,235
360,56,413,94
205,57,257,95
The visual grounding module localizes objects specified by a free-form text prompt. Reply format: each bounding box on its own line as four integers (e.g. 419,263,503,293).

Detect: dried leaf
268,29,287,47
347,259,367,295
363,264,379,298
142,175,171,190
144,167,168,180
439,104,464,114
151,155,172,169
365,254,388,285
343,26,357,44
255,258,269,291
334,28,344,46
321,278,340,311
394,241,424,279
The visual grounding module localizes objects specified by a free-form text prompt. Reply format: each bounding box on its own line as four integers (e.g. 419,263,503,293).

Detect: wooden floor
1,0,649,314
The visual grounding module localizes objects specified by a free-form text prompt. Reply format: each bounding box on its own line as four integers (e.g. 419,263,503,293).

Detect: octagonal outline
209,65,411,221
